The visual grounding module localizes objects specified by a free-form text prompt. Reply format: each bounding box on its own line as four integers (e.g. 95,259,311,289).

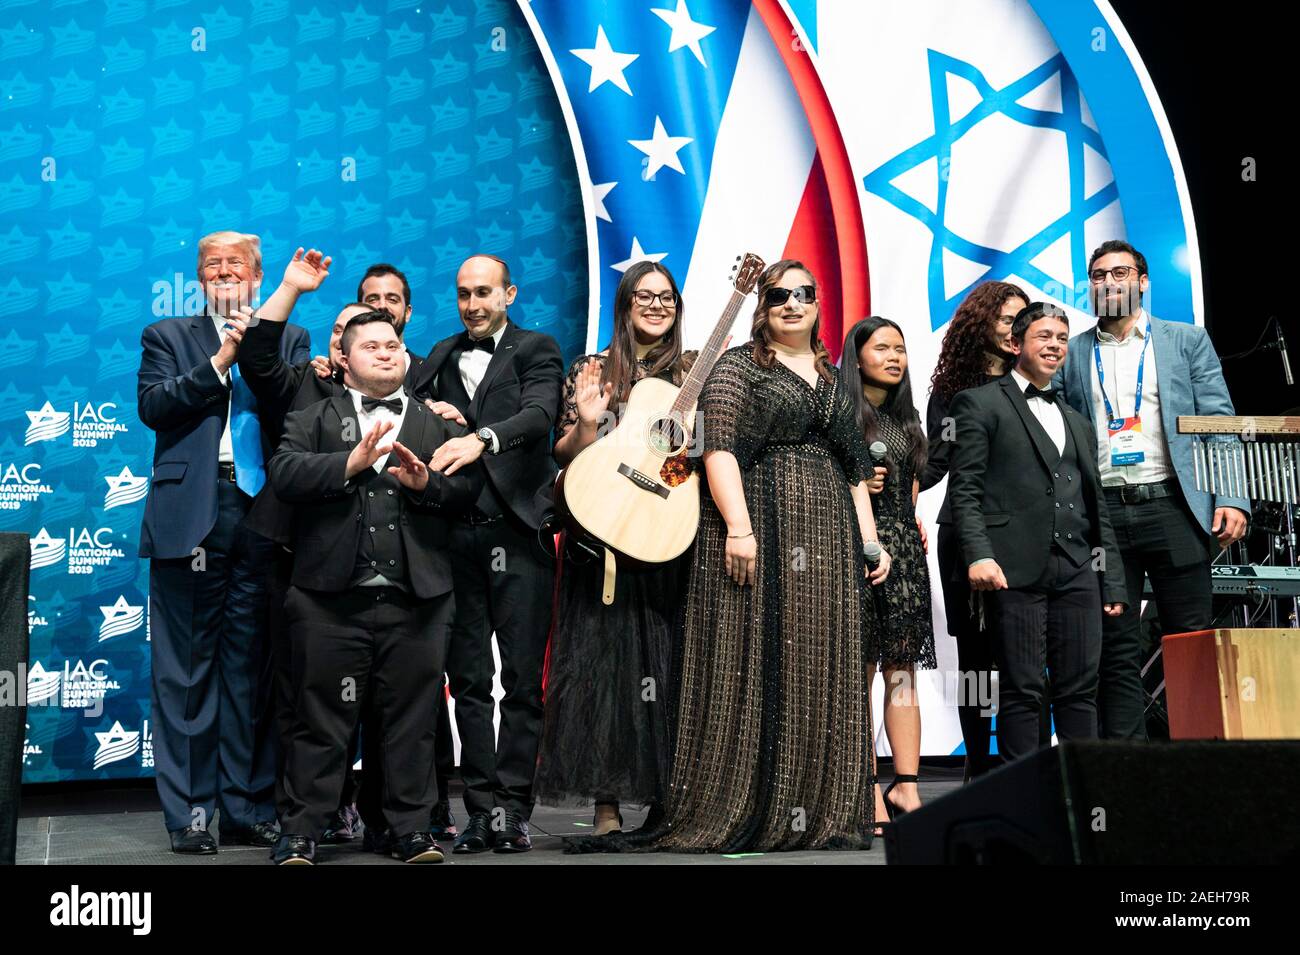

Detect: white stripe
681,5,815,351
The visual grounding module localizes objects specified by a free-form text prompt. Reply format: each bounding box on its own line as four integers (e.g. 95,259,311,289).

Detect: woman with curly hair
922,280,1027,780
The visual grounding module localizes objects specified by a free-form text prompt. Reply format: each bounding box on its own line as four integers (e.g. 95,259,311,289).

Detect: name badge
1107,415,1147,467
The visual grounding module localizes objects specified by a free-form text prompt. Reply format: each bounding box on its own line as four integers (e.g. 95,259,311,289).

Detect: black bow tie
361,395,403,414
463,334,495,354
1024,384,1058,403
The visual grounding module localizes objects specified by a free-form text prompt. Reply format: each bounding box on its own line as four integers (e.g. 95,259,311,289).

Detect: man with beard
1053,240,1248,741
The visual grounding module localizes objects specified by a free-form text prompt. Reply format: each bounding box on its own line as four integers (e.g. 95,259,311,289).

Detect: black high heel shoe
883,774,920,820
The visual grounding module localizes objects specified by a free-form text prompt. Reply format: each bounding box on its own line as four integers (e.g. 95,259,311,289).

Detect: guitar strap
602,547,617,606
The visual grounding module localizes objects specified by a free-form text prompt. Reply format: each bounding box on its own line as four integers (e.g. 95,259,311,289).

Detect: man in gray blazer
1054,240,1249,740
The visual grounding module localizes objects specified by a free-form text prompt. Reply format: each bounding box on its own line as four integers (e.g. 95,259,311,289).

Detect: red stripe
753,0,870,361
783,153,844,360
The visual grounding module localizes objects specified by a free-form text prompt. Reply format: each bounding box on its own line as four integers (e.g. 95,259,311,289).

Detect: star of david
862,52,1119,331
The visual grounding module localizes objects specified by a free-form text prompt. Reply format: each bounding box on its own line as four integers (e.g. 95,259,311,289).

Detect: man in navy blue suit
137,230,312,854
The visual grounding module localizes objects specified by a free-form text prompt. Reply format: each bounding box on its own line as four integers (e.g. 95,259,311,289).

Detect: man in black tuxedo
236,260,456,845
949,302,1128,763
413,254,563,854
137,230,310,854
266,313,481,865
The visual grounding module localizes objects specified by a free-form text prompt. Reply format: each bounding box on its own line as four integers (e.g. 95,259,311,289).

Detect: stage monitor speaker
0,532,31,866
884,740,1300,864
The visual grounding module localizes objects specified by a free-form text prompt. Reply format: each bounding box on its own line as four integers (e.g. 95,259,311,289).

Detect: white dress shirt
1088,309,1173,486
1011,368,1066,456
457,322,507,452
208,315,235,464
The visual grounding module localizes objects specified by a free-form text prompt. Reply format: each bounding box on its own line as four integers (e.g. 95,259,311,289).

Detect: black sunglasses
764,285,816,307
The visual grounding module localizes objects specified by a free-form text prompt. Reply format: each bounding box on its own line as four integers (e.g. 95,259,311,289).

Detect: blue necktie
228,364,265,496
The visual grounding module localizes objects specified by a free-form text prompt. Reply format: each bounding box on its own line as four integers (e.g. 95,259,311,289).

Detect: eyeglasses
1088,265,1142,284
632,289,677,308
764,285,816,308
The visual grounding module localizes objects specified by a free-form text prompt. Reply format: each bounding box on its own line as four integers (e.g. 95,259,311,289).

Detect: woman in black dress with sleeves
569,259,892,854
534,262,696,834
922,280,1026,780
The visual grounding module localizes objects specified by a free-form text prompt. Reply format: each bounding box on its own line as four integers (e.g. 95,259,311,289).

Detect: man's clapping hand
346,419,394,480
387,441,430,493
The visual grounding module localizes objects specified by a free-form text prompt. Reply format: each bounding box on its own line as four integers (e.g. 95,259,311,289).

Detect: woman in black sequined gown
568,260,892,854
840,317,936,826
534,262,696,834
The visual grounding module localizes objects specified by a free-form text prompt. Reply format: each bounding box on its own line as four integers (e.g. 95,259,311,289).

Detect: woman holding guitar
534,261,696,835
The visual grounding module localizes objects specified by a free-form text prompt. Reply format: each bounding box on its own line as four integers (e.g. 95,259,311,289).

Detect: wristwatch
475,427,496,453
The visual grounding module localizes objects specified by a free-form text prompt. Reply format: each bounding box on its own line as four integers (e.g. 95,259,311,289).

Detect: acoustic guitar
555,253,766,580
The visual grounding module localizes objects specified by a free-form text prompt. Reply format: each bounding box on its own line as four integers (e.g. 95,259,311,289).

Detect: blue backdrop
3,0,587,782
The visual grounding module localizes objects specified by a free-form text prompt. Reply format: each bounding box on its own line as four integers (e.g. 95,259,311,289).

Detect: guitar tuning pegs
735,255,741,261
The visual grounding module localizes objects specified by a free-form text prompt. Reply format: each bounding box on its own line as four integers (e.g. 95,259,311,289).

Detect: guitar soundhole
647,415,687,456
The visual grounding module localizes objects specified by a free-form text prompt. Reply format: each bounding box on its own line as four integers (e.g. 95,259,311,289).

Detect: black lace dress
870,408,938,670
534,352,695,810
569,347,879,852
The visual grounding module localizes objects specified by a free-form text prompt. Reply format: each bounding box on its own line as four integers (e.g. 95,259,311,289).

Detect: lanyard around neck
1094,328,1149,422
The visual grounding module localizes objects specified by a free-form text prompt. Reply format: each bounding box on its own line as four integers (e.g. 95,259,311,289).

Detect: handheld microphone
1275,317,1294,387
864,540,882,572
869,440,888,465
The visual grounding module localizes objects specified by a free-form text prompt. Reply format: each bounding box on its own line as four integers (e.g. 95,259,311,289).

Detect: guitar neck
670,288,746,419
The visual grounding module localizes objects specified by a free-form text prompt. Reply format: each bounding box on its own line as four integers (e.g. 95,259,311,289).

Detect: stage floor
16,766,963,865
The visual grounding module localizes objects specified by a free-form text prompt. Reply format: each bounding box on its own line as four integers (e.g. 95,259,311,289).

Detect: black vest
438,352,507,519
1043,421,1092,567
350,466,410,588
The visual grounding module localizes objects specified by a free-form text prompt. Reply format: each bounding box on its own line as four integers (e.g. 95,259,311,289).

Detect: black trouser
267,546,294,821
988,551,1102,763
149,480,276,833
446,516,554,819
1101,487,1212,741
281,585,452,841
354,681,454,830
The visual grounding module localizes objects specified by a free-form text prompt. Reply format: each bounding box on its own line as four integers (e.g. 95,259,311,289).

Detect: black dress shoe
270,834,316,866
362,826,393,854
392,831,444,864
452,812,494,854
322,806,361,844
430,801,458,841
493,810,532,854
219,820,280,847
169,827,217,855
